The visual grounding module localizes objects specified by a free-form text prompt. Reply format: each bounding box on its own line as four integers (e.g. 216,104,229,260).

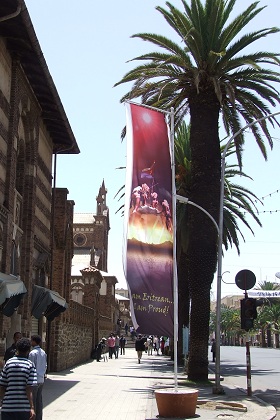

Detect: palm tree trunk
187,88,221,381
275,332,279,348
267,325,272,347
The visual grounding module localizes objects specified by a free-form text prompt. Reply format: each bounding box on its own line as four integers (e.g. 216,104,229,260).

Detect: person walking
160,336,165,355
147,336,153,355
211,338,216,362
3,331,22,363
115,335,120,359
153,335,160,355
124,323,129,336
28,335,47,420
0,337,37,420
119,335,126,355
107,333,116,359
96,338,106,362
135,334,146,364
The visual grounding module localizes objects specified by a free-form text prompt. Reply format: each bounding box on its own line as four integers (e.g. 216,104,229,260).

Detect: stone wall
49,300,95,372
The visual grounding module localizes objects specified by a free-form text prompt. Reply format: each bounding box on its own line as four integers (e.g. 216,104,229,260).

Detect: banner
248,290,280,298
123,103,174,337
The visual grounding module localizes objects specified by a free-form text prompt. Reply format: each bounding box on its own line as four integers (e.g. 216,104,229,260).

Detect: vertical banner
123,103,174,337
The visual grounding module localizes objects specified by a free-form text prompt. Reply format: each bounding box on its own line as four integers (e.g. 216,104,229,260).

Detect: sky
24,0,280,298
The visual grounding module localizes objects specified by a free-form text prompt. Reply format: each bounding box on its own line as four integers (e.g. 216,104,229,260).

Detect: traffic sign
235,269,256,291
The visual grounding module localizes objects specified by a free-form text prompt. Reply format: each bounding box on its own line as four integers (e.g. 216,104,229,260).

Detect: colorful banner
123,103,174,337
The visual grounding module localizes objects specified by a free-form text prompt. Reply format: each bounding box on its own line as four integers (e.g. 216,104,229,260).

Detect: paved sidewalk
41,348,276,420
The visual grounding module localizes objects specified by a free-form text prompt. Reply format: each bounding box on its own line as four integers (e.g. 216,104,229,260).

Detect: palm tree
175,121,262,359
115,0,280,380
255,280,280,347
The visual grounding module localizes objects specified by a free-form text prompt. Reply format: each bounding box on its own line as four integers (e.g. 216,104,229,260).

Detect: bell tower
96,179,107,216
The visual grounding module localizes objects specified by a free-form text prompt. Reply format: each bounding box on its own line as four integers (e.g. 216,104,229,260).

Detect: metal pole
246,331,252,396
214,110,280,394
170,107,178,391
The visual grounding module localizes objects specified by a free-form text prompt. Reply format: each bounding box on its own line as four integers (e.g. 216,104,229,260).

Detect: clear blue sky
25,0,280,296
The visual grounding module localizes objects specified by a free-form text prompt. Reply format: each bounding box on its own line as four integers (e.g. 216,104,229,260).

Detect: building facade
0,0,79,367
71,181,119,341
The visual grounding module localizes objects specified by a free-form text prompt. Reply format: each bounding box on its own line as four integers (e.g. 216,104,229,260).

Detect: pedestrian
115,335,120,359
211,338,216,362
119,335,126,355
147,336,153,355
28,335,47,420
153,335,160,355
96,338,106,362
131,327,137,341
0,337,37,420
4,331,22,363
160,336,165,355
164,337,170,355
135,334,146,364
125,323,129,336
107,333,116,359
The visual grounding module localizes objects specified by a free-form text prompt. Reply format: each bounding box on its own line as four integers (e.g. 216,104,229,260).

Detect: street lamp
214,110,280,394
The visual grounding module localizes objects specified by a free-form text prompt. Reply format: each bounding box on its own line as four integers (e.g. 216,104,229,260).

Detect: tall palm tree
115,0,280,380
175,121,262,359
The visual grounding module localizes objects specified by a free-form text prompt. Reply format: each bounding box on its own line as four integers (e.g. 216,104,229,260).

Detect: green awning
0,273,27,317
31,285,68,321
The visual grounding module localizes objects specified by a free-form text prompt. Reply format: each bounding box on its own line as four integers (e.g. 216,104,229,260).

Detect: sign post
235,269,256,396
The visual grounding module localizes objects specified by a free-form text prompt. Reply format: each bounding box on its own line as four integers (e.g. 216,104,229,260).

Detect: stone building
71,181,119,340
0,0,79,367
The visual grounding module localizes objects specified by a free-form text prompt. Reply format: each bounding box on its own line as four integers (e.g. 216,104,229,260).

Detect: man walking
3,331,22,363
0,337,37,420
135,334,146,364
29,335,47,420
107,333,116,359
120,335,126,355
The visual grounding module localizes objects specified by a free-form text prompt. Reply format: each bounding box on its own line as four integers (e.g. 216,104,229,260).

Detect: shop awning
0,273,27,317
31,285,68,321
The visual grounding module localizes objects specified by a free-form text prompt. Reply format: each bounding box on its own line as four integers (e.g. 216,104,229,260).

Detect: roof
71,253,91,276
115,293,129,301
0,0,79,154
73,213,96,224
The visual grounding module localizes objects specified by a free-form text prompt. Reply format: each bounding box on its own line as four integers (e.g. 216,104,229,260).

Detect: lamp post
214,110,280,394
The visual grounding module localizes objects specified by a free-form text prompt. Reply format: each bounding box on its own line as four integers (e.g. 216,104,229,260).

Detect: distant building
116,288,129,299
211,295,241,311
71,182,118,339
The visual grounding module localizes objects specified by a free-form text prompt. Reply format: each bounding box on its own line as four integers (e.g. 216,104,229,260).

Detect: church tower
96,179,107,216
72,180,110,276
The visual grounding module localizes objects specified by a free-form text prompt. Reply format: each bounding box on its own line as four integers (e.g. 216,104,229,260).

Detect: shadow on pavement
43,378,79,408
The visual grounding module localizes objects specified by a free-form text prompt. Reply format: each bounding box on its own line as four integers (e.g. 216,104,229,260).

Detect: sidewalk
42,348,276,420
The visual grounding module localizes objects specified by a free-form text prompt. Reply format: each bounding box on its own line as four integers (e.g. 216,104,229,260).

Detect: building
0,0,79,367
211,295,241,311
71,181,118,340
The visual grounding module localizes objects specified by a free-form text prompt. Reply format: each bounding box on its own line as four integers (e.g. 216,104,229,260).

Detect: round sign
235,269,256,291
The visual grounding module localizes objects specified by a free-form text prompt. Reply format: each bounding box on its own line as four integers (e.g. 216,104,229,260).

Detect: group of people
135,334,169,363
95,333,127,361
0,332,47,420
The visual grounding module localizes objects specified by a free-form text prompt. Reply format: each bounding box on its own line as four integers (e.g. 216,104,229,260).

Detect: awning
0,273,27,317
31,285,68,321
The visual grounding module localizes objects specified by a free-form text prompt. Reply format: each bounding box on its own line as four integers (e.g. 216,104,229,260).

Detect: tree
115,0,280,380
255,280,280,347
175,121,262,359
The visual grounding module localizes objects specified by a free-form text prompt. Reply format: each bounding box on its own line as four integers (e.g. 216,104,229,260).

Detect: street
213,345,280,418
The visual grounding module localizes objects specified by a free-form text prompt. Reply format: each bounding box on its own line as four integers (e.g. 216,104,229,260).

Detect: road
213,346,280,418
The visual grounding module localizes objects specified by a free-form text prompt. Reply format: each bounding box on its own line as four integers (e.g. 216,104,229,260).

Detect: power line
261,189,280,200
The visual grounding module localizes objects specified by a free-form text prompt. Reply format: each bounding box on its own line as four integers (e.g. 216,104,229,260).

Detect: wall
49,301,94,371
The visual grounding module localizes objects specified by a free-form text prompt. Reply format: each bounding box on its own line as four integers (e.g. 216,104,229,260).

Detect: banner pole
170,107,178,391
